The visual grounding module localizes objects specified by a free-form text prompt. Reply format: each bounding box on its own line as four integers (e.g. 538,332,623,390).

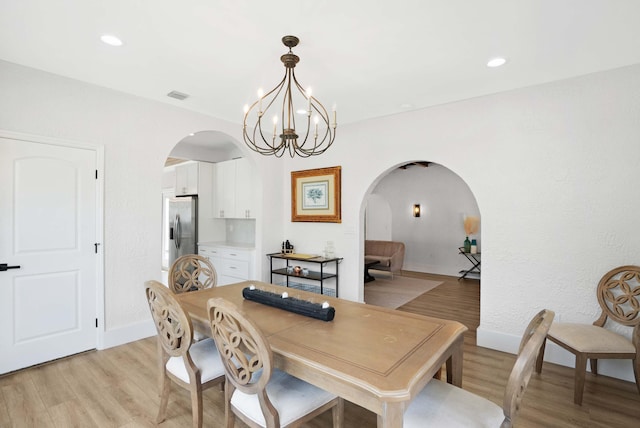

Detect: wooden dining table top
176,280,467,428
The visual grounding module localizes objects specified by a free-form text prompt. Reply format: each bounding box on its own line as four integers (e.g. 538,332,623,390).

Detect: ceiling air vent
167,90,189,101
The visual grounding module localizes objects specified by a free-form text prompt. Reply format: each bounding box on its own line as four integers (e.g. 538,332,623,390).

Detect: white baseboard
402,263,460,277
477,325,635,383
98,319,156,350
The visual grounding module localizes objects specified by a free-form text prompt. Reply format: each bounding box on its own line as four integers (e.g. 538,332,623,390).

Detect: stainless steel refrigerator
168,195,197,266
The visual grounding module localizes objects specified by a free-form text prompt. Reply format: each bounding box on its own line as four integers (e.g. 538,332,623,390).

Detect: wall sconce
413,204,421,217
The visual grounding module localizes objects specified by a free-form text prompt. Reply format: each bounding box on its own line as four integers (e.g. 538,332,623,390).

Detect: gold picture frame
291,166,341,223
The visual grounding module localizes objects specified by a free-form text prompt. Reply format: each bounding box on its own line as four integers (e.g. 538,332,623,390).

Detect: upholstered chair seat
165,338,226,384
403,379,504,427
548,323,635,354
404,309,554,428
230,368,338,427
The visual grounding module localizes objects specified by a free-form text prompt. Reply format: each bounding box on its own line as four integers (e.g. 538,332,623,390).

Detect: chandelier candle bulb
257,88,264,113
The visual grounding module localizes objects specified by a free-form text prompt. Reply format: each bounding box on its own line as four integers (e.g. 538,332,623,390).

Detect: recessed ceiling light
487,57,507,68
100,34,123,47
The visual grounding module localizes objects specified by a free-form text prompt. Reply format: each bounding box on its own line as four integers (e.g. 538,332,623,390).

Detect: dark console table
458,247,480,280
267,253,342,297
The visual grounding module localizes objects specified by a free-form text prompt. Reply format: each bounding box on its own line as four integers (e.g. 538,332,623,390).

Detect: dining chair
168,255,217,343
207,297,344,428
168,254,217,294
403,309,554,428
144,280,225,428
536,265,640,405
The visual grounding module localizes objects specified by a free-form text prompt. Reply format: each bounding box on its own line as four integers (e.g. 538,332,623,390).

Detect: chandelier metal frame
242,35,337,158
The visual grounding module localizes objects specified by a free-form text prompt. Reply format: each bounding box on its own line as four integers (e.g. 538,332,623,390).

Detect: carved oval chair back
144,280,225,428
169,254,217,294
207,297,343,428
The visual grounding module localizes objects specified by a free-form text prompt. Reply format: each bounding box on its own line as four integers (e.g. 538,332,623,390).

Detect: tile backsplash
226,218,255,245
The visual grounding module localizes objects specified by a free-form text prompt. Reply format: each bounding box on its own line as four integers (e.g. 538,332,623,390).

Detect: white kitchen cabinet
214,158,256,219
198,244,255,286
214,159,235,218
197,162,214,218
175,161,199,196
166,161,215,217
234,158,256,219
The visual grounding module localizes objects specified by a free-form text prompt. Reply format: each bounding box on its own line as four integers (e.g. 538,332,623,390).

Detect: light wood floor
1,273,639,427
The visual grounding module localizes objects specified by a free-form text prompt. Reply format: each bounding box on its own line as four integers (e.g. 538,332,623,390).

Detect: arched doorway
161,130,262,281
362,160,480,286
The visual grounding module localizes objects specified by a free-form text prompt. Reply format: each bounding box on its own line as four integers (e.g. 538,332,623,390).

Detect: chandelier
242,35,337,158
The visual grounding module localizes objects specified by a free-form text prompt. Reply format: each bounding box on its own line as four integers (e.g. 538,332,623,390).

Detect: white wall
369,164,480,276
0,59,282,346
3,58,639,382
364,194,392,241
281,63,640,382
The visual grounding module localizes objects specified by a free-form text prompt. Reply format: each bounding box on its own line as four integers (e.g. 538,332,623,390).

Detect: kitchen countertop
197,241,255,250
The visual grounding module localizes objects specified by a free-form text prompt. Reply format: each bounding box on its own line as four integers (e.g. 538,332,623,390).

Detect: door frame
0,129,105,350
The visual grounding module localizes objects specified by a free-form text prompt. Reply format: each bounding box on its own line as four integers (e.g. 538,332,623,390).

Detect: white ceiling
1,0,640,127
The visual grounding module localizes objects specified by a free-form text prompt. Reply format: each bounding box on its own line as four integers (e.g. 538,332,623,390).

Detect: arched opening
161,130,261,284
361,160,481,312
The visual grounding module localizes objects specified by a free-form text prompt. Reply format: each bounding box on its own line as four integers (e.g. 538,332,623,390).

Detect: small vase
471,239,477,254
463,237,471,253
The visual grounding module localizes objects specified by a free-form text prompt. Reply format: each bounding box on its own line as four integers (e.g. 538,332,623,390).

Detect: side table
458,247,480,280
267,253,342,297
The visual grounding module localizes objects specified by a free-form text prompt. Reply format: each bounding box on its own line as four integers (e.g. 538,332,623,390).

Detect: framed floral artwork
291,166,341,223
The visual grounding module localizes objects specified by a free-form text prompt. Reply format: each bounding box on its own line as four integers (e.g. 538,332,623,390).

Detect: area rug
364,275,443,309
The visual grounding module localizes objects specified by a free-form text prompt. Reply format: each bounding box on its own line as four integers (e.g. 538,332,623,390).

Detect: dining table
176,280,468,428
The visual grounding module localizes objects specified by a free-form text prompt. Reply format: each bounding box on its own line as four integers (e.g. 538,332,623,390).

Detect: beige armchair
364,240,405,278
536,265,640,405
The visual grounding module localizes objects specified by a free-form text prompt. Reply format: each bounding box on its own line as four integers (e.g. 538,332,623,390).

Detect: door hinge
95,170,98,179
94,243,101,253
95,318,98,328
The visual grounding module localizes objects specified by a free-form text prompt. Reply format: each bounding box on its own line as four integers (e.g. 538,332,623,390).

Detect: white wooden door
0,136,97,374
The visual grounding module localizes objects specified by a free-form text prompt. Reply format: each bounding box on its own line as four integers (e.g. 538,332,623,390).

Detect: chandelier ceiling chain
243,35,337,158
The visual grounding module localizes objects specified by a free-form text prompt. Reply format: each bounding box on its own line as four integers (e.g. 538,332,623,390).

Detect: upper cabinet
214,158,256,219
196,162,214,218
175,162,199,196
235,158,256,219
164,161,215,217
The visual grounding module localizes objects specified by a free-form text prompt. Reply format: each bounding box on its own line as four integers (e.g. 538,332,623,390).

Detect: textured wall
281,64,640,381
2,59,639,381
0,60,249,332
